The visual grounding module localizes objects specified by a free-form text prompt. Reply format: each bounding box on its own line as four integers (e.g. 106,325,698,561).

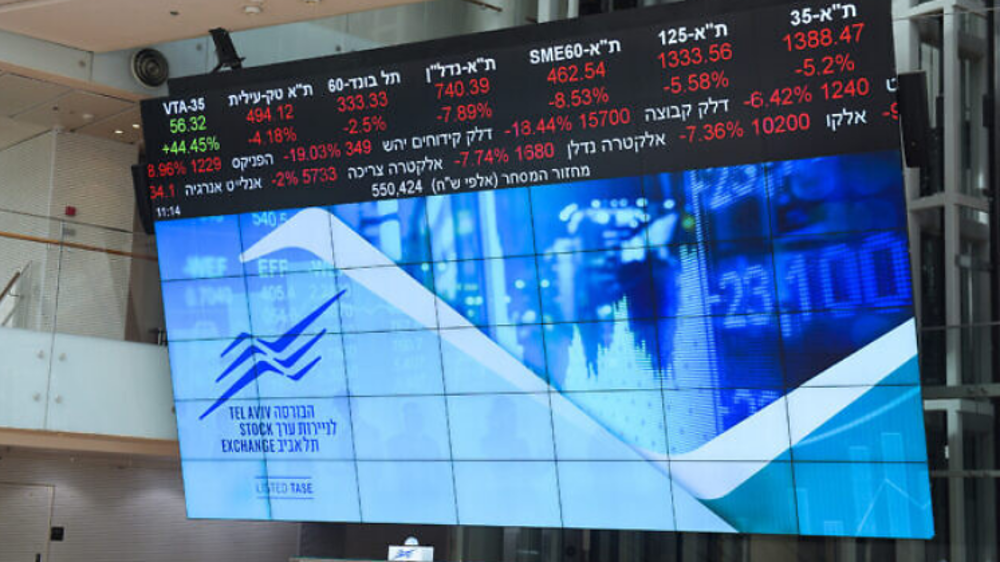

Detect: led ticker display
142,0,933,538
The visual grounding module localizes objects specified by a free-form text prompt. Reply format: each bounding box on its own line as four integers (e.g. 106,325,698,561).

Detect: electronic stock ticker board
142,0,933,538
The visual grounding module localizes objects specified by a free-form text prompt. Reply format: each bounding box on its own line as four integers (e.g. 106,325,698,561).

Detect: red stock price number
657,43,733,69
782,23,864,51
336,91,389,113
435,77,491,99
546,61,606,84
245,104,295,123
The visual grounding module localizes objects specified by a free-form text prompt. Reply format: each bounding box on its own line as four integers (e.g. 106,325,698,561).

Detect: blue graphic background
158,151,933,538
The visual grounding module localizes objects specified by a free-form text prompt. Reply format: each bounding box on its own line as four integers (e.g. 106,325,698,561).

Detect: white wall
0,451,299,562
0,132,54,217
49,132,136,232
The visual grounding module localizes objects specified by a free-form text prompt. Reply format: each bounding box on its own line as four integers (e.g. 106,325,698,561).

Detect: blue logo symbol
200,290,346,420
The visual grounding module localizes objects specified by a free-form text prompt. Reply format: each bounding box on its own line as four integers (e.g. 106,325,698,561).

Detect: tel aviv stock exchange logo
199,289,346,420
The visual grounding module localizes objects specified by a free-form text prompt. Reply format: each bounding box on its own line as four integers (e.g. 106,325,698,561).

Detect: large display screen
142,0,933,538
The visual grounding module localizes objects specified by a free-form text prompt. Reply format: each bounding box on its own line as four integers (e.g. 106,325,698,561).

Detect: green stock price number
169,115,208,135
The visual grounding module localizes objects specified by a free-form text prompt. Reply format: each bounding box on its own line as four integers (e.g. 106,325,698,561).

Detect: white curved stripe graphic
667,319,916,500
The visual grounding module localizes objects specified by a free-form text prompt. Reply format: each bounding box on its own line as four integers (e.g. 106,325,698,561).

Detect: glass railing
0,208,164,344
0,208,175,438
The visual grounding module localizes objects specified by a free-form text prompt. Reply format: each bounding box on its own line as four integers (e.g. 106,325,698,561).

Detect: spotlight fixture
243,0,264,15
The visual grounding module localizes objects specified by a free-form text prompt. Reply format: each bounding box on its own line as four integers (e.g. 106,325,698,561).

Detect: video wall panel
143,0,933,538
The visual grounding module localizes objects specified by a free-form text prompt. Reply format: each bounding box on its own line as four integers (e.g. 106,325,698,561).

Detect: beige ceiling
0,0,425,52
0,70,141,151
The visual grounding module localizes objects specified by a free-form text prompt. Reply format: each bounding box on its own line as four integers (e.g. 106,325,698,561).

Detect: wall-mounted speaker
131,48,170,88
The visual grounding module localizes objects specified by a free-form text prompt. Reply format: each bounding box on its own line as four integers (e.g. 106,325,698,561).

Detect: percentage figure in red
439,102,494,123
797,53,856,77
286,143,342,163
744,86,812,108
273,170,300,187
549,86,610,109
664,71,729,95
455,147,510,167
147,161,188,179
344,115,388,135
508,116,573,137
681,120,745,143
249,127,297,146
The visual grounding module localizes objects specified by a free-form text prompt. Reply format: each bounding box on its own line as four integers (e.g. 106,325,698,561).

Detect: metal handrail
0,262,29,327
0,266,24,307
0,230,155,262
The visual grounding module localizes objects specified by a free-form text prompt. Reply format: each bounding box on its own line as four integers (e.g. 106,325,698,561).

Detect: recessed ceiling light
244,1,263,15
132,123,140,129
82,113,94,121
114,129,124,135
